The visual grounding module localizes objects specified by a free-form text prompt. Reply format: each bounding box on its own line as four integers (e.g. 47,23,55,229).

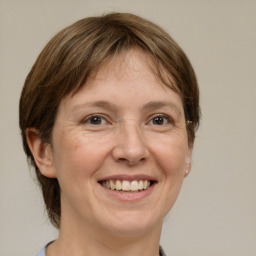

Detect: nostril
127,157,146,166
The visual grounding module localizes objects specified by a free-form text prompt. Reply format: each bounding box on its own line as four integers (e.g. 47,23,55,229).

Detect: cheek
149,135,188,176
52,132,113,181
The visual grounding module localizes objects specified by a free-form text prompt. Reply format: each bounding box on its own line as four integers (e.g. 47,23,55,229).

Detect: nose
112,121,149,165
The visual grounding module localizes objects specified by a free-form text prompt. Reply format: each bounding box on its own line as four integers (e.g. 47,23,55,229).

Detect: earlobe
184,169,190,177
26,128,56,178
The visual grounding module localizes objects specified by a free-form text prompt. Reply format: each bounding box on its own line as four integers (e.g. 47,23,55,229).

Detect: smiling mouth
99,180,156,192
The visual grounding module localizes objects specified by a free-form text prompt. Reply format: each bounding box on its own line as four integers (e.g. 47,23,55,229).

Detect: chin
96,208,164,238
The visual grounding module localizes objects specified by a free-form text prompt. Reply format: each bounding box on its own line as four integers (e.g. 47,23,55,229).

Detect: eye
149,114,172,126
82,115,108,125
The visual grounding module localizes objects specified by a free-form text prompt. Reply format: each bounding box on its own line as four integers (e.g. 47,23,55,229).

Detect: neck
47,213,162,256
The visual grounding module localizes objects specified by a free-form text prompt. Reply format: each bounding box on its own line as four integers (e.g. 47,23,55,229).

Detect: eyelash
82,114,173,127
148,114,173,126
82,115,109,126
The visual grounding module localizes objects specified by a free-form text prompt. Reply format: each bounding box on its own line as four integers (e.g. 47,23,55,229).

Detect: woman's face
46,50,192,236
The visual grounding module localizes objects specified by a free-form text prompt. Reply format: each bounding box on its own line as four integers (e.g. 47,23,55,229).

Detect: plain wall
0,0,255,255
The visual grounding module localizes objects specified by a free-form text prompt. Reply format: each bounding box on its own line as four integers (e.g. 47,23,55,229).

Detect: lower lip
100,183,156,202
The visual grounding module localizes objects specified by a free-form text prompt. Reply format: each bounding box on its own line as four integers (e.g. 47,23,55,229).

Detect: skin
27,49,193,256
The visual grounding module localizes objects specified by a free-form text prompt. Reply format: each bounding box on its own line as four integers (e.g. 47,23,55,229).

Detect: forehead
56,49,184,118
86,49,177,91
87,50,150,83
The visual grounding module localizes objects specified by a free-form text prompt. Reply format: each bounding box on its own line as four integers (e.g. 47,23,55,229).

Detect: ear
184,142,193,177
26,128,56,178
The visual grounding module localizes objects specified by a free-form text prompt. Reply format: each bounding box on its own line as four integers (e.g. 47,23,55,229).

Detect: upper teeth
101,180,151,192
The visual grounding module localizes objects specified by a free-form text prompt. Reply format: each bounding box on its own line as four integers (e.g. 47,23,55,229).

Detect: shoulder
34,246,46,256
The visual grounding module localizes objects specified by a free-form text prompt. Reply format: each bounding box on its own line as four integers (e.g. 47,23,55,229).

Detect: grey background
0,0,255,255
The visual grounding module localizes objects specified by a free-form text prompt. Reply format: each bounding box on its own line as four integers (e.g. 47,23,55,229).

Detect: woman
19,12,200,256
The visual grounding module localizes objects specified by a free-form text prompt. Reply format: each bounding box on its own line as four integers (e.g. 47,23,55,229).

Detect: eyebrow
71,101,117,113
142,101,182,116
71,100,182,115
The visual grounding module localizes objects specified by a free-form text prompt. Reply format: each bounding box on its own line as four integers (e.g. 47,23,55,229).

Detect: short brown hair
19,12,200,228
